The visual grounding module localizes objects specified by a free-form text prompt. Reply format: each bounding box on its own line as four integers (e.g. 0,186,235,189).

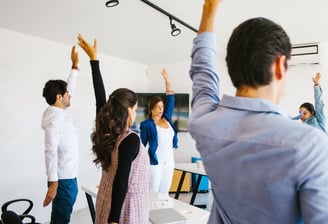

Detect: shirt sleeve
189,32,221,121
90,60,107,115
108,133,140,223
314,85,326,129
43,112,65,181
163,94,175,120
66,69,79,95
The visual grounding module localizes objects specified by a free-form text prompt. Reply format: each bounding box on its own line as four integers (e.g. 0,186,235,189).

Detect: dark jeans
49,178,78,224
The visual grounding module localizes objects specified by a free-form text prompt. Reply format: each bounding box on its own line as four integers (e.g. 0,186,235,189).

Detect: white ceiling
1,0,328,65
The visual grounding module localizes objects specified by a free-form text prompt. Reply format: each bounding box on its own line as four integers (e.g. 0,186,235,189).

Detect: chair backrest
1,211,23,224
0,199,38,224
1,199,33,215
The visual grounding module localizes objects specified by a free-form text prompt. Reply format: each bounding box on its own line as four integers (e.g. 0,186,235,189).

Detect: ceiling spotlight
105,0,119,7
169,17,181,37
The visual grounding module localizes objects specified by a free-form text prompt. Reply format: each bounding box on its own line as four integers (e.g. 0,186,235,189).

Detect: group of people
41,0,328,223
41,36,177,223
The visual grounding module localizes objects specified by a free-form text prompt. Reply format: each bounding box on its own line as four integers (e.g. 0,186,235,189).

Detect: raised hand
312,72,321,86
161,68,173,94
71,45,79,69
198,0,222,33
161,69,170,82
77,34,98,60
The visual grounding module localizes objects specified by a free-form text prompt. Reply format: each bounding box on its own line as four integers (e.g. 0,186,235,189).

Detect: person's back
189,96,328,223
188,0,328,223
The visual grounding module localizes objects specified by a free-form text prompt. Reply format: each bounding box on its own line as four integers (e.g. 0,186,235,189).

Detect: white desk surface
81,184,209,224
174,163,207,176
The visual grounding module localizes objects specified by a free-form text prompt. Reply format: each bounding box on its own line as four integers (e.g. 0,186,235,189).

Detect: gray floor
69,190,213,224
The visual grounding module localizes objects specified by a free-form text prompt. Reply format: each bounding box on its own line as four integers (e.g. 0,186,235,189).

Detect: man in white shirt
41,46,79,224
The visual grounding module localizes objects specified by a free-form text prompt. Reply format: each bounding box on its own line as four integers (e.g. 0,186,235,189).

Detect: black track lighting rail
139,0,198,34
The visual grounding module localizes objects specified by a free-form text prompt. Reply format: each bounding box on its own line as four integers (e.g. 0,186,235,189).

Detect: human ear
274,55,287,80
56,94,62,100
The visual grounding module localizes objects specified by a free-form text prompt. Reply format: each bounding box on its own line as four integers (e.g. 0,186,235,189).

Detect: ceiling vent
289,42,321,66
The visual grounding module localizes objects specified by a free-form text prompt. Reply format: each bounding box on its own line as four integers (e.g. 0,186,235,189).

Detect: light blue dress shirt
188,32,328,224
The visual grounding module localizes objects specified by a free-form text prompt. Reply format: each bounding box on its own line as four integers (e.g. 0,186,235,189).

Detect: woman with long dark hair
78,34,150,224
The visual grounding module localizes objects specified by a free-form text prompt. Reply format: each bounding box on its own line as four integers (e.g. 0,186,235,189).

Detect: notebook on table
149,207,187,224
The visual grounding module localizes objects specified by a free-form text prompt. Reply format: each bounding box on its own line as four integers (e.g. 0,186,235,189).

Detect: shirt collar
220,94,290,118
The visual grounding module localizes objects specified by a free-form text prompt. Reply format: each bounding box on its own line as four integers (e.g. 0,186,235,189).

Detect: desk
174,163,208,206
81,184,209,224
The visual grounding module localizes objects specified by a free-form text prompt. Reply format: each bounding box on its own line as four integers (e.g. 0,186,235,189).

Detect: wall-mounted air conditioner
289,42,321,66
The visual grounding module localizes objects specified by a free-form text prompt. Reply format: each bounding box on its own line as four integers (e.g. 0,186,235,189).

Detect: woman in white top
140,69,178,195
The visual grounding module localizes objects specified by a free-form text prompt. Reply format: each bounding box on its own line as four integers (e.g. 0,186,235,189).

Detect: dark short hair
42,80,67,105
226,17,291,88
300,102,315,115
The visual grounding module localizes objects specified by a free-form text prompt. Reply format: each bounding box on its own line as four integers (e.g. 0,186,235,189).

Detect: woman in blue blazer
140,69,178,195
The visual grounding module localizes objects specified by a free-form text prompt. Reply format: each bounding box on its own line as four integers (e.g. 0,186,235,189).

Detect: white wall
0,28,148,223
1,27,327,223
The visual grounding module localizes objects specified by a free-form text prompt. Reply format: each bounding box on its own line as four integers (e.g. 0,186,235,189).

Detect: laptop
149,208,187,224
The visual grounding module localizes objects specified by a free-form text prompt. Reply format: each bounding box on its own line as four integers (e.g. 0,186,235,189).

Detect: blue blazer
140,94,178,165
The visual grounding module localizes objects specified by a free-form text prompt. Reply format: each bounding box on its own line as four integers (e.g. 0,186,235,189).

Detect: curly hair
91,88,137,171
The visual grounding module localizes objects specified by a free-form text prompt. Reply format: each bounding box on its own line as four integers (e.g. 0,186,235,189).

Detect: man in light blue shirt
188,0,328,223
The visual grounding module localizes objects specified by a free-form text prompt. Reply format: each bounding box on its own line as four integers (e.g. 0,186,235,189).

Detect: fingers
314,72,321,79
71,45,77,57
71,45,79,66
161,68,167,75
43,181,58,207
162,69,169,75
43,192,55,207
77,34,87,48
43,196,51,207
93,38,97,49
77,34,90,50
77,34,96,49
312,72,321,85
161,69,168,79
71,45,77,55
161,68,171,86
77,34,98,60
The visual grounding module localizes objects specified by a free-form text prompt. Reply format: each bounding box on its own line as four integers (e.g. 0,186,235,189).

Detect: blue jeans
49,178,78,224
